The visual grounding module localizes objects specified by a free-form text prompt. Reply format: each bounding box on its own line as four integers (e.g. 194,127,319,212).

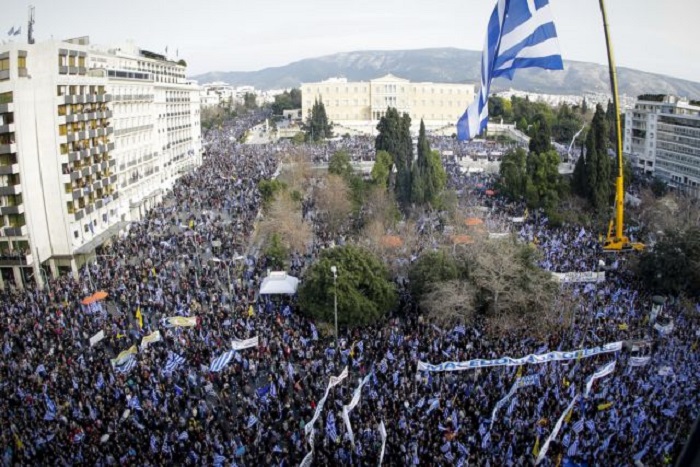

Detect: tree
271,88,302,115
587,104,612,211
526,150,561,211
298,245,397,327
467,237,555,318
408,250,460,298
651,177,668,198
581,97,588,115
420,280,476,326
376,108,412,206
263,233,288,270
528,113,552,155
498,147,528,200
244,92,257,110
303,98,333,142
371,150,393,188
258,179,287,211
638,227,700,298
258,193,312,254
314,174,354,237
605,99,617,147
328,150,353,179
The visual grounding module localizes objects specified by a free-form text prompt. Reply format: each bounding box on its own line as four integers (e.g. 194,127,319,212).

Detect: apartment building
0,37,201,290
301,74,475,135
624,95,700,195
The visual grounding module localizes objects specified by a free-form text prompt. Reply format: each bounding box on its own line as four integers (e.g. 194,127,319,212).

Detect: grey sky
4,0,700,82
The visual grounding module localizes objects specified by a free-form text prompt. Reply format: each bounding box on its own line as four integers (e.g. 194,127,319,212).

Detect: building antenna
28,5,35,44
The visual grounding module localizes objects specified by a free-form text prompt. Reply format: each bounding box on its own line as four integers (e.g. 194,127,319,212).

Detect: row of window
57,85,106,97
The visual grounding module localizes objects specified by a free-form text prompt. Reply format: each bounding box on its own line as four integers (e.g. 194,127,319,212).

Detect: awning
259,271,299,295
74,221,130,255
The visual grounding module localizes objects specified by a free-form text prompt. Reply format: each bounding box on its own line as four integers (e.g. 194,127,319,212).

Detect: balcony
0,205,24,215
93,180,102,191
72,189,82,200
74,209,84,221
68,151,80,162
2,225,27,237
0,143,17,155
0,253,32,267
85,204,94,215
0,103,13,113
107,142,115,151
0,184,22,196
109,174,117,184
70,170,81,181
0,123,14,134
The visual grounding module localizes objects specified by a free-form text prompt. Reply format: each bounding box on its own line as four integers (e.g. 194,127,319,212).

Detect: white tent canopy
259,271,300,295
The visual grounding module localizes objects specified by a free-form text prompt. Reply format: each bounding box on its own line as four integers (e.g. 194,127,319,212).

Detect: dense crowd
0,115,698,466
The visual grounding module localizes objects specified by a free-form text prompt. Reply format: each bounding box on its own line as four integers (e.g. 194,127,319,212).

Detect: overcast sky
4,0,699,82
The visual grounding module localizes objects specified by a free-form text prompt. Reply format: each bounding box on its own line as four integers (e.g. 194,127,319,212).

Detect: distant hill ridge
191,48,700,99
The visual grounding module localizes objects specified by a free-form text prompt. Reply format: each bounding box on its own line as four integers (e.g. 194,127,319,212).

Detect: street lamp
331,265,338,350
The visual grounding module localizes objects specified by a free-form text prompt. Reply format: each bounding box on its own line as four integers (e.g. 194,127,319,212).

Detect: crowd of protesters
0,114,698,466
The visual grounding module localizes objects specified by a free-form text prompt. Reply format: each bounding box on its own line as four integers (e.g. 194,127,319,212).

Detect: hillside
191,48,700,98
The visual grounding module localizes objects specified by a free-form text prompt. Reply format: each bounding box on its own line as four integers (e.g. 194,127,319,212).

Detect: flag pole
598,0,644,251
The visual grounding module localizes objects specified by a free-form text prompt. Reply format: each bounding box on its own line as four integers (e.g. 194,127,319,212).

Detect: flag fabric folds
456,0,564,140
209,350,234,372
231,336,258,351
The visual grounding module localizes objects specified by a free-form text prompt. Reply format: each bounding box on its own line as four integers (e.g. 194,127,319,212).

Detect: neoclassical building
301,74,475,135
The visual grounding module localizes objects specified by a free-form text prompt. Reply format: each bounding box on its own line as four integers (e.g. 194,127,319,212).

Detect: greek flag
246,414,258,429
164,352,186,374
456,0,563,140
326,411,339,442
567,439,578,457
572,419,584,433
209,350,234,373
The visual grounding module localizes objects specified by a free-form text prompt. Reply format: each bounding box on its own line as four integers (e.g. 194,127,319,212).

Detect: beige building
0,36,201,290
301,74,474,135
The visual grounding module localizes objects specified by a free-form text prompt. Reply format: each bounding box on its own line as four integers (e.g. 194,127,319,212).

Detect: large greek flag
456,0,564,140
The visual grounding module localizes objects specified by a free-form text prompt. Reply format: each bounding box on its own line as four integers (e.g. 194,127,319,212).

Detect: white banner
342,374,371,446
379,420,387,466
551,271,605,284
491,375,539,428
140,330,161,349
231,336,259,350
536,394,579,465
304,367,349,437
417,342,623,372
584,361,616,397
654,321,674,336
629,356,651,367
89,330,105,347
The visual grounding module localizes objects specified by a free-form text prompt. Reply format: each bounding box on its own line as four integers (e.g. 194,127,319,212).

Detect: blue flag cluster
456,0,564,140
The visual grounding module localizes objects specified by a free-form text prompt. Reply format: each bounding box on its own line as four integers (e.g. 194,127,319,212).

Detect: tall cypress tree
586,105,611,211
376,108,412,205
528,113,552,155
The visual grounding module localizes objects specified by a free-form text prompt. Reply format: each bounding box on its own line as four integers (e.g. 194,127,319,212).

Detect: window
0,58,9,71
17,56,26,69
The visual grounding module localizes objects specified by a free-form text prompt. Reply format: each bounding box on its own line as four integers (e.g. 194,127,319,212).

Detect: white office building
624,95,700,195
301,74,475,135
0,37,201,290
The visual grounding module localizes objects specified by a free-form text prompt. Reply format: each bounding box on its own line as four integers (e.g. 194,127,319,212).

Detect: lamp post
331,265,338,350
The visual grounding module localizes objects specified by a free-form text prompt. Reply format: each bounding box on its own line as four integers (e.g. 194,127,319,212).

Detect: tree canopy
271,88,302,115
638,227,700,299
303,99,333,142
572,104,611,211
376,108,412,205
297,245,397,327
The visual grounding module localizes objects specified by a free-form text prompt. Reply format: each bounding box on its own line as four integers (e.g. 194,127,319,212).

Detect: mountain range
191,48,700,99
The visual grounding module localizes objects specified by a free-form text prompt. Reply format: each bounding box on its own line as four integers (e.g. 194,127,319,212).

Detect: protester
0,114,697,466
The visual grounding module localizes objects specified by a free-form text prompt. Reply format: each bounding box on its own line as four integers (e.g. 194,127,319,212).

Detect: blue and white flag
210,350,234,373
246,414,258,429
456,0,564,140
164,352,186,374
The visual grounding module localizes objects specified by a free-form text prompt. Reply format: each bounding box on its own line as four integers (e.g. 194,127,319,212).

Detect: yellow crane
598,0,644,252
